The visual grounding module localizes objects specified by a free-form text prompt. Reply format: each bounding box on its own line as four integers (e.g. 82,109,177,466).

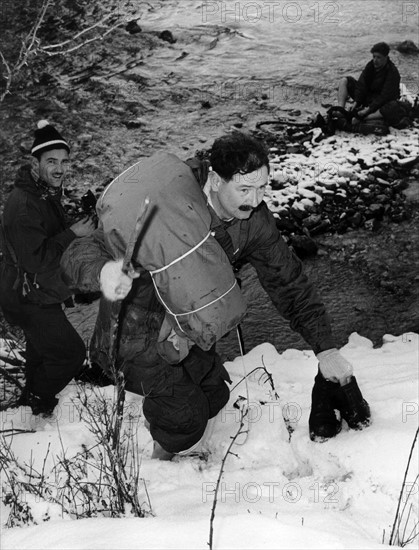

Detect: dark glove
336,376,371,430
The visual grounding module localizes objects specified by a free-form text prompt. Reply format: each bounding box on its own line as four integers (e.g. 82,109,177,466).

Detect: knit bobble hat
31,120,70,158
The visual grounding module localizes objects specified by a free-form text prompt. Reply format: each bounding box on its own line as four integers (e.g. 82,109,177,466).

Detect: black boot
335,376,371,430
18,388,58,417
75,362,114,387
309,372,342,442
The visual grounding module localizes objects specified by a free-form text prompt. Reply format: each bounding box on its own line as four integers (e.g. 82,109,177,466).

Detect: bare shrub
0,382,152,526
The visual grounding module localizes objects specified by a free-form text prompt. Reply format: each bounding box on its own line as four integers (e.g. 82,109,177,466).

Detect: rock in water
159,30,177,44
396,40,419,54
126,20,142,34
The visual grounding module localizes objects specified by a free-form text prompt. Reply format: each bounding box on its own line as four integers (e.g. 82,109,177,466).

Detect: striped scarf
31,167,63,199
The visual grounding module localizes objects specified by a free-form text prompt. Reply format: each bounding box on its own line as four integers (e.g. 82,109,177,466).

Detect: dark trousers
2,302,85,399
91,293,231,453
345,76,408,125
141,345,231,453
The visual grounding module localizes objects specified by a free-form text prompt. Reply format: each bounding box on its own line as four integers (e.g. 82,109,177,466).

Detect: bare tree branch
0,0,139,102
0,0,51,102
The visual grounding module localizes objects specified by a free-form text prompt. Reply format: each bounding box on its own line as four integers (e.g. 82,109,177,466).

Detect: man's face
372,52,387,70
210,165,269,220
37,148,70,188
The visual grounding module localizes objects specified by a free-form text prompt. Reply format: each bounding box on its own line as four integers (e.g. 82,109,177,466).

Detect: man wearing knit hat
0,120,95,416
338,41,410,129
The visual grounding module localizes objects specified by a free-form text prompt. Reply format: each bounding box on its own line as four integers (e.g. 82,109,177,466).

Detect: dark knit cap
371,42,390,56
31,120,70,158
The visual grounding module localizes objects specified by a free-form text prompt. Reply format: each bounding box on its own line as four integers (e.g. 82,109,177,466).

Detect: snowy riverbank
264,123,419,235
1,332,418,549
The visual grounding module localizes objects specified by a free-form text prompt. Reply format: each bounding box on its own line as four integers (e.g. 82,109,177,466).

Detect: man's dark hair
371,42,390,56
210,132,269,181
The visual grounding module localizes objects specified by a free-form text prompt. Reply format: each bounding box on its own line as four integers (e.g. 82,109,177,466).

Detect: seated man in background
338,41,410,129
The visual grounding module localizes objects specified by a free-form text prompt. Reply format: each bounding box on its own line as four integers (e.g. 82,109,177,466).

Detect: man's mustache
238,205,254,212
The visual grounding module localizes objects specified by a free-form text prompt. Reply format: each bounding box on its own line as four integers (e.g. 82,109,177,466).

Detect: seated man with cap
0,120,95,416
337,41,409,129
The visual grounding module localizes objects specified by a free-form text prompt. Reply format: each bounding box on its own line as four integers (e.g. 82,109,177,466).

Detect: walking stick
235,274,250,444
236,324,246,355
108,197,151,452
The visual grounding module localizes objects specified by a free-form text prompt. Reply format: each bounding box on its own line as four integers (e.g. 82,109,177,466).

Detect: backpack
355,118,390,136
380,100,412,129
96,152,247,361
325,106,353,135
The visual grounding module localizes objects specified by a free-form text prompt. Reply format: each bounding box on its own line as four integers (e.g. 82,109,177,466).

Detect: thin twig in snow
389,427,419,546
208,406,249,550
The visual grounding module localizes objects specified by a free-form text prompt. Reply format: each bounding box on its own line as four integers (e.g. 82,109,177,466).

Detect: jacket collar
14,164,62,200
184,156,240,229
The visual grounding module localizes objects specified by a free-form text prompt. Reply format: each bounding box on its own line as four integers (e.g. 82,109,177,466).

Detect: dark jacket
62,155,336,375
0,165,76,306
355,58,400,113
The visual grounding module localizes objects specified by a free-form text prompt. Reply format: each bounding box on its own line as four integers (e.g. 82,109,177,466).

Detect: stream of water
137,0,418,109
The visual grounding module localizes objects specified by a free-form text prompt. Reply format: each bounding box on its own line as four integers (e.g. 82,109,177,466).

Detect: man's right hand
70,216,96,237
100,259,140,301
356,107,370,119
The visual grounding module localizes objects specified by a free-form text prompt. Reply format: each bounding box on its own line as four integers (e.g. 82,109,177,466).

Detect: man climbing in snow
337,41,410,129
61,132,371,459
0,121,95,416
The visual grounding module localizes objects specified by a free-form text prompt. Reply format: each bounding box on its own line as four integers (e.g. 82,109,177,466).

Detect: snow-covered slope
1,332,418,549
